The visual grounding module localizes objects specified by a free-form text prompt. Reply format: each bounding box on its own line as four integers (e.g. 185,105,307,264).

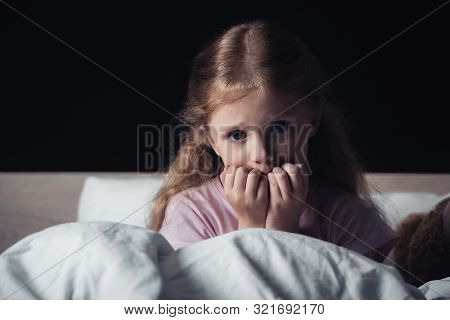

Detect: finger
282,163,302,193
220,164,230,186
245,169,261,198
291,163,309,203
234,166,250,193
256,174,269,201
268,172,282,200
224,165,237,191
272,167,292,199
294,163,308,194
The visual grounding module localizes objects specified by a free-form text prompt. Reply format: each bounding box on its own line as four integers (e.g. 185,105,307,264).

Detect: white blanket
0,222,435,299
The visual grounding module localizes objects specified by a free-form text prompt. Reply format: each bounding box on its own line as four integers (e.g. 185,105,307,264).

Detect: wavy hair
148,20,385,231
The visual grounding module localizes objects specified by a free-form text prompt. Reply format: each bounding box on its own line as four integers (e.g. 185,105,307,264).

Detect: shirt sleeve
330,194,399,260
158,194,216,251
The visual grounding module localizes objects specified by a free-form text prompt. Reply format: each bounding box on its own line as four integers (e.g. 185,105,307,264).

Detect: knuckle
274,167,286,177
273,200,283,210
290,164,300,174
246,197,255,206
283,163,299,175
248,171,259,179
285,193,294,201
236,167,246,175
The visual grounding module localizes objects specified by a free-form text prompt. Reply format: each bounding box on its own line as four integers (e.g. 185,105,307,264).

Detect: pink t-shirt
159,176,399,257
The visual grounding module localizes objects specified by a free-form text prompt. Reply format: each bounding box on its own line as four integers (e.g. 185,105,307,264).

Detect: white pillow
77,175,449,229
77,175,165,228
371,192,450,228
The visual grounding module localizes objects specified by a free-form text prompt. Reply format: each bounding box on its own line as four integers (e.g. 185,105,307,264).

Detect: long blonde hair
148,20,385,231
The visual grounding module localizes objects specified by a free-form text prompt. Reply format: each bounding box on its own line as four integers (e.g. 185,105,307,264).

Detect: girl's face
207,89,321,174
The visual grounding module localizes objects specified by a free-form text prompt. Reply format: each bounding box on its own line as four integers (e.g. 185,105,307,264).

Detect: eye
269,121,290,134
226,130,247,142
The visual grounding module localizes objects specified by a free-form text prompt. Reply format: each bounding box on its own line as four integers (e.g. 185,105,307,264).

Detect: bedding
419,278,450,300
0,221,437,300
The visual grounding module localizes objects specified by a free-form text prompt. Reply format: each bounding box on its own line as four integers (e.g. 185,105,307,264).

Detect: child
149,20,398,263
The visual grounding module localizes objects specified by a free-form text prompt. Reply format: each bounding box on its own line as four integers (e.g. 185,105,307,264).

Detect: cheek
216,142,246,165
273,133,309,164
271,132,294,153
272,142,291,165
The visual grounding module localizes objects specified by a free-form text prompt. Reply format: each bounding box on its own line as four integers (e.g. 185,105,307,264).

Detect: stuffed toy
392,196,450,287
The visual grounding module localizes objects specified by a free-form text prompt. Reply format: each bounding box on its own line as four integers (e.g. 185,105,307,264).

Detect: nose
248,133,273,173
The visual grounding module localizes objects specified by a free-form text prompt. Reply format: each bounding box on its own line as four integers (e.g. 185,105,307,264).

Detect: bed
0,172,449,299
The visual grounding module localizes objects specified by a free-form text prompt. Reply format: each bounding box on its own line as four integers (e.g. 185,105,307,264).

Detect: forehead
208,90,310,128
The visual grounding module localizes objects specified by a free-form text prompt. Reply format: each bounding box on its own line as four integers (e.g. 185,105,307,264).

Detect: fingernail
295,163,303,169
283,163,296,172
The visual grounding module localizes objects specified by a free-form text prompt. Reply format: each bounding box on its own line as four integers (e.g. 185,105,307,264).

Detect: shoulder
317,180,384,229
167,177,224,212
160,178,223,244
164,177,226,231
312,178,398,248
308,178,353,217
311,178,377,220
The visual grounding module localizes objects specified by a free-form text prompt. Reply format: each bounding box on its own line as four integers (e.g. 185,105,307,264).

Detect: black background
0,1,449,172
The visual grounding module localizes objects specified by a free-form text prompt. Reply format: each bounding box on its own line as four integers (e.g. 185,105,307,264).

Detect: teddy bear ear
443,202,450,234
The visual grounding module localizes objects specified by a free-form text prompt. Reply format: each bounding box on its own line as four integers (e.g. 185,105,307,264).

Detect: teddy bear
392,196,450,287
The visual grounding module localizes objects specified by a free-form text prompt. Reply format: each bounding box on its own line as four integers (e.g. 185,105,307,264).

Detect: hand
265,163,309,233
220,164,269,229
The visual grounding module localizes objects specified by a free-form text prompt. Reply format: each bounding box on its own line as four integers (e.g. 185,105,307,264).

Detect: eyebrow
216,103,305,134
219,118,294,135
